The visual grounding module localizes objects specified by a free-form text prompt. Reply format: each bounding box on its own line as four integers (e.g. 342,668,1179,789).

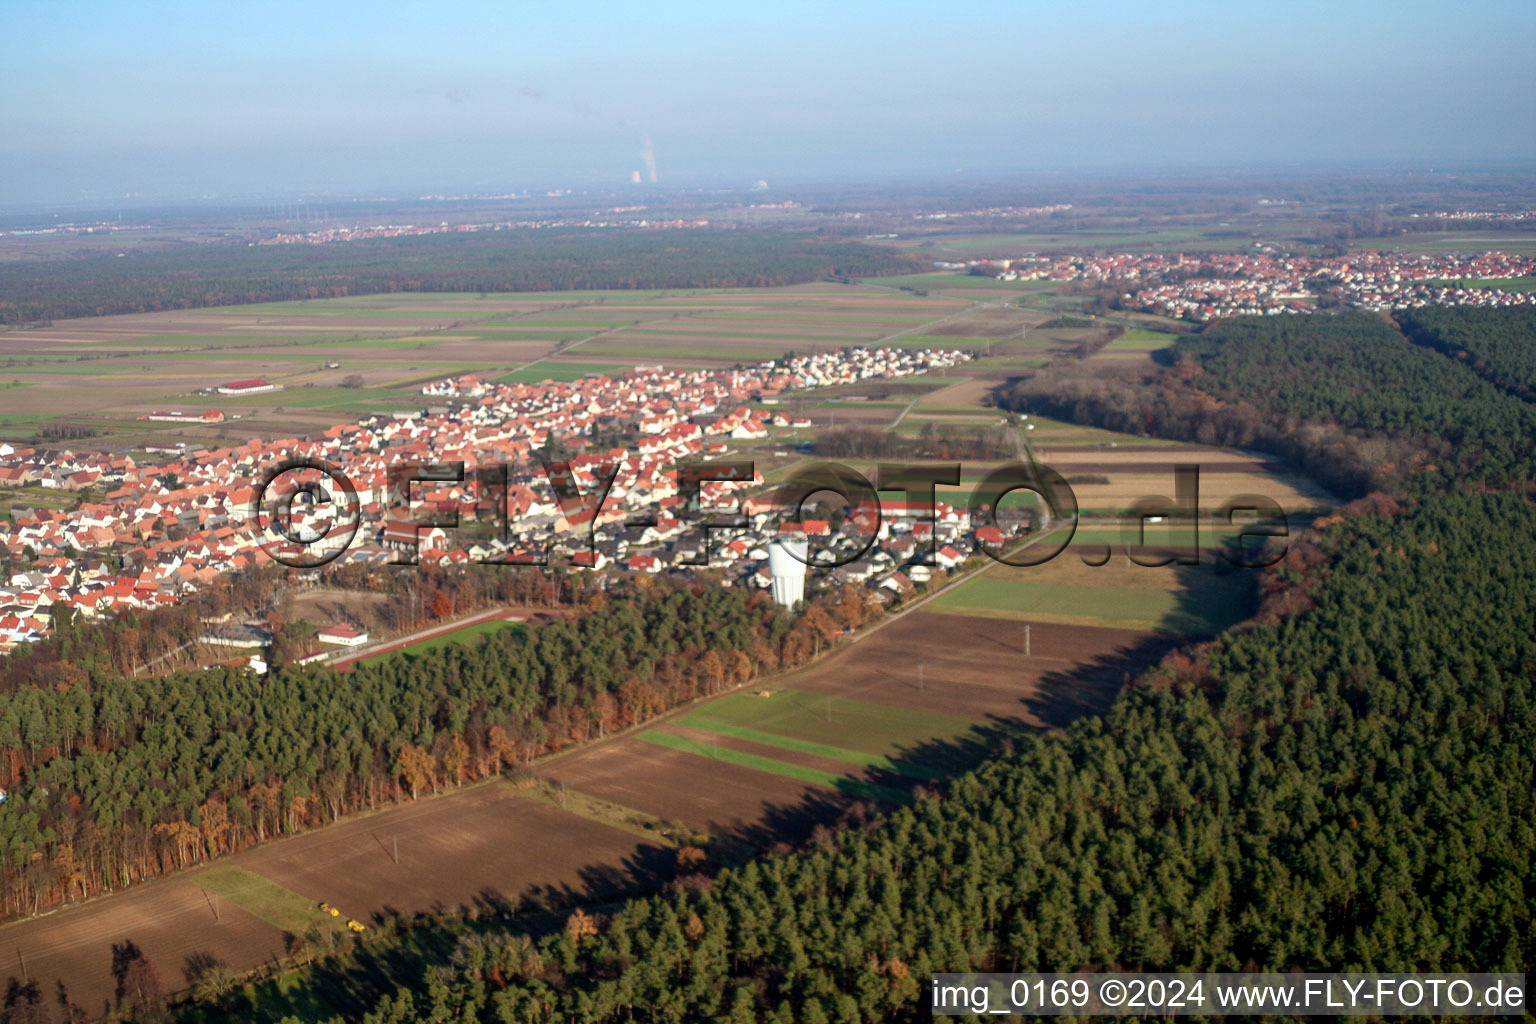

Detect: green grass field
929,551,1253,635
1347,232,1536,254
497,361,639,383
683,689,974,758
363,619,524,664
675,713,949,780
1102,327,1178,352
1444,276,1536,292
196,865,348,937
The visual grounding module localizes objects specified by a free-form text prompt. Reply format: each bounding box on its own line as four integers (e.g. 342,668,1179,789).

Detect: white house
317,624,369,646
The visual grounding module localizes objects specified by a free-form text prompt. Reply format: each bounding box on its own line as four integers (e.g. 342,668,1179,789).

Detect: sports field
365,617,524,661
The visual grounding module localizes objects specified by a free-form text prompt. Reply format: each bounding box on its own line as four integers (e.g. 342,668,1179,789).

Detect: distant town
962,247,1536,320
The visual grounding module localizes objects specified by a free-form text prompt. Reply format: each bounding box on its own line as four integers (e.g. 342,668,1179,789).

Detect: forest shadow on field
194,628,1198,1024
204,850,680,1023
714,628,1182,852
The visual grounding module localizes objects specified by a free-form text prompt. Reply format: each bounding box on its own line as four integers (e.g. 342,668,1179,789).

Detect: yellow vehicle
347,919,366,933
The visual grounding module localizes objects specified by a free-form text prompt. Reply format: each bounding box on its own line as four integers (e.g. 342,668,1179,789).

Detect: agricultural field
0,283,976,447
1346,231,1536,254
1443,275,1536,292
792,422,1333,516
509,492,1296,873
1026,445,1336,515
535,599,1185,846
894,228,1243,257
0,272,1195,463
1094,326,1179,359
928,530,1255,634
0,874,282,1020
0,784,666,1016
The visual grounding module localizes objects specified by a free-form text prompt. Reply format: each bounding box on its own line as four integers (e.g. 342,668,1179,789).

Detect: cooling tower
767,536,809,609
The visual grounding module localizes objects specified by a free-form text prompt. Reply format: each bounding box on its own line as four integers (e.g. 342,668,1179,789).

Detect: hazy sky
3,0,1533,204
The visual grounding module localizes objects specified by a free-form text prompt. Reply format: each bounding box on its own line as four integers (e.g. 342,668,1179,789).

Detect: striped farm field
496,361,638,383
636,731,908,803
675,711,949,780
677,688,974,759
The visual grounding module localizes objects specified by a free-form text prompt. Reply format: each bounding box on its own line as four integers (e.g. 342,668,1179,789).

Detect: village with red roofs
0,346,989,657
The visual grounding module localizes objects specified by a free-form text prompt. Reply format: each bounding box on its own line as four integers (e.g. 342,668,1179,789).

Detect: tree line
0,556,582,694
0,578,876,922
1397,307,1536,402
1002,311,1536,497
0,231,909,325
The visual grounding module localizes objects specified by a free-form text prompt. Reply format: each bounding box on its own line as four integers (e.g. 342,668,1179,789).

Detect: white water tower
768,536,809,609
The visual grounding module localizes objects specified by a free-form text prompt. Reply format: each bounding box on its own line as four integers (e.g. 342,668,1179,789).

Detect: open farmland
1344,230,1536,254
1054,453,1333,515
524,499,1301,855
1093,326,1180,361
928,535,1255,634
0,784,666,1017
757,442,1333,517
535,593,1200,848
541,738,842,838
0,283,976,446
